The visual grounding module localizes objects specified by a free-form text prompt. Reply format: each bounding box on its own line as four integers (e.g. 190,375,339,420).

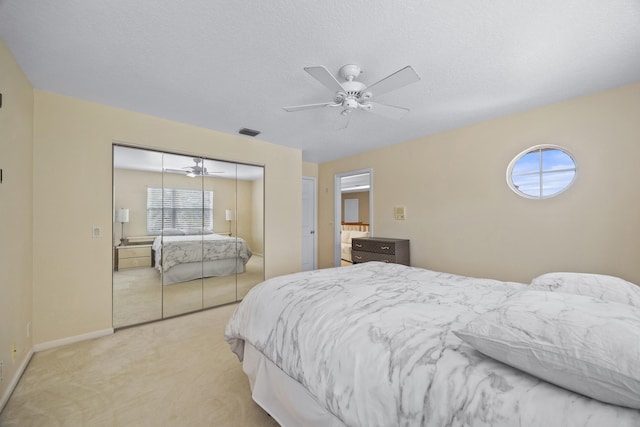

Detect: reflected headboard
341,222,370,232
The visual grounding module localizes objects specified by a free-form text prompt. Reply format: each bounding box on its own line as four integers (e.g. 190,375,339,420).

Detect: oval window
507,145,576,199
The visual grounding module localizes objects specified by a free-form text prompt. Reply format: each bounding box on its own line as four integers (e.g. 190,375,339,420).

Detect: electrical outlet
11,344,16,363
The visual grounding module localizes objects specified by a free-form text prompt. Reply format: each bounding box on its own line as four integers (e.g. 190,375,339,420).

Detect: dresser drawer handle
381,246,390,250
355,255,362,260
355,243,363,248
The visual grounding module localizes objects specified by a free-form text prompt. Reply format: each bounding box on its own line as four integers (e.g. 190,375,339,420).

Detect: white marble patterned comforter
225,262,640,427
152,233,252,272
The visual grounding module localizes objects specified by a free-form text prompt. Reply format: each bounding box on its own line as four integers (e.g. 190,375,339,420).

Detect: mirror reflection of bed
112,145,264,328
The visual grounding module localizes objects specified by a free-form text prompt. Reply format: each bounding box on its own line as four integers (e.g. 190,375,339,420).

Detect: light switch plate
92,226,102,238
394,205,406,220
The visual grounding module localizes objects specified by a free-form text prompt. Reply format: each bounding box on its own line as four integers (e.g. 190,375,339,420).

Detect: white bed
152,233,252,285
225,262,640,427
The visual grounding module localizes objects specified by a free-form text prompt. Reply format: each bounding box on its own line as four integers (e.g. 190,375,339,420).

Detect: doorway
334,169,372,266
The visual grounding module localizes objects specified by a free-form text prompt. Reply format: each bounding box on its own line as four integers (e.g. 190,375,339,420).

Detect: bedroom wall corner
31,90,302,346
0,37,34,410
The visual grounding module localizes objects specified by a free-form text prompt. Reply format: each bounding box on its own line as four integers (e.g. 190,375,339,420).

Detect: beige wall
302,161,318,178
319,83,640,285
0,38,34,405
32,90,301,345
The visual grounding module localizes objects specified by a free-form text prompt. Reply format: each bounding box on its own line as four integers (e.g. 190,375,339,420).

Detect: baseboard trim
33,328,114,353
0,348,34,414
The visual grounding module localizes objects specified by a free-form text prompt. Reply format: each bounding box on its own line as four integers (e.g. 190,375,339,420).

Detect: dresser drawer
350,237,410,266
118,246,151,259
118,256,152,269
351,250,395,264
352,238,400,254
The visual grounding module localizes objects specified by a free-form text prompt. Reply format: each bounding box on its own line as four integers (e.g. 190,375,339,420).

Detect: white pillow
454,290,640,409
181,227,214,235
350,230,369,240
530,272,640,308
162,228,185,236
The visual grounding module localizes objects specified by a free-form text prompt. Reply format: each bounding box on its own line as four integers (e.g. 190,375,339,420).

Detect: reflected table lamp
225,209,233,236
116,208,129,245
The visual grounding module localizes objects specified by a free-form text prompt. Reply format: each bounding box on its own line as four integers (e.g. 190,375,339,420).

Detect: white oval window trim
506,144,577,199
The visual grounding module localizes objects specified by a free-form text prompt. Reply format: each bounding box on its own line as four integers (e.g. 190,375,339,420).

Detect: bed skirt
242,342,346,427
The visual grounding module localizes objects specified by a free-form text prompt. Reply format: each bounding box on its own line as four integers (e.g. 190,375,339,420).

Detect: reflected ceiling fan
164,158,223,177
283,64,421,129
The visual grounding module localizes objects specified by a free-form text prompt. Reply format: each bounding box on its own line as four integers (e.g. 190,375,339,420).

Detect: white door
344,199,359,222
302,177,317,271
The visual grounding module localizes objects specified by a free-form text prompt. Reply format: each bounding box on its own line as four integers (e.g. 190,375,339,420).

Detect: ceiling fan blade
367,102,410,120
283,102,336,112
335,112,352,130
363,66,421,97
304,66,345,93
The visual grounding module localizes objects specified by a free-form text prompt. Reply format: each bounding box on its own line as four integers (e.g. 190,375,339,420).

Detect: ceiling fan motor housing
340,79,370,113
341,80,366,94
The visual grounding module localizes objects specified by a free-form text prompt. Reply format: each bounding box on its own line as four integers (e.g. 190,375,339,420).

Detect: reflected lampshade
116,208,130,223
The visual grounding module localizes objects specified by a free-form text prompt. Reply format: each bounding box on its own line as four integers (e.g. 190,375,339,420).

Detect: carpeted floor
0,303,280,427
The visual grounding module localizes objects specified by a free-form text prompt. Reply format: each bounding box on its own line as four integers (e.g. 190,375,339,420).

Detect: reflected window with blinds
147,187,213,234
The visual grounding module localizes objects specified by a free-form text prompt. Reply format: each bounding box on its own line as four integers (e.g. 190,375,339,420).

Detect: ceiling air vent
239,128,261,137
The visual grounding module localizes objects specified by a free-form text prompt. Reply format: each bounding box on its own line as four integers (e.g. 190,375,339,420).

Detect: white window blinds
147,187,213,234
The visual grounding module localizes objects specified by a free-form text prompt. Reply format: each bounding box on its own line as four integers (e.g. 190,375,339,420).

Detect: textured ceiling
1,1,639,163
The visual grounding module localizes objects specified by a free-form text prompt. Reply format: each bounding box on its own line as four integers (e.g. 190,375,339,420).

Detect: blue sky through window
509,147,576,198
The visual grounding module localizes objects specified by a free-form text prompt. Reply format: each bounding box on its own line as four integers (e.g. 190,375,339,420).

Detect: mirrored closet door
113,145,264,328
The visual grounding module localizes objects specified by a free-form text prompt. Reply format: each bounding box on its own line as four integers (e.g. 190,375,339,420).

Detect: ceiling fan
164,158,223,177
283,64,421,129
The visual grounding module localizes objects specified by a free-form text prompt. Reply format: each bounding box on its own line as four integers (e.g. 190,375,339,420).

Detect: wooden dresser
351,237,410,266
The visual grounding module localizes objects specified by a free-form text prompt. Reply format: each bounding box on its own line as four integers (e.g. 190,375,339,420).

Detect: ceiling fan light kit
284,63,421,128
